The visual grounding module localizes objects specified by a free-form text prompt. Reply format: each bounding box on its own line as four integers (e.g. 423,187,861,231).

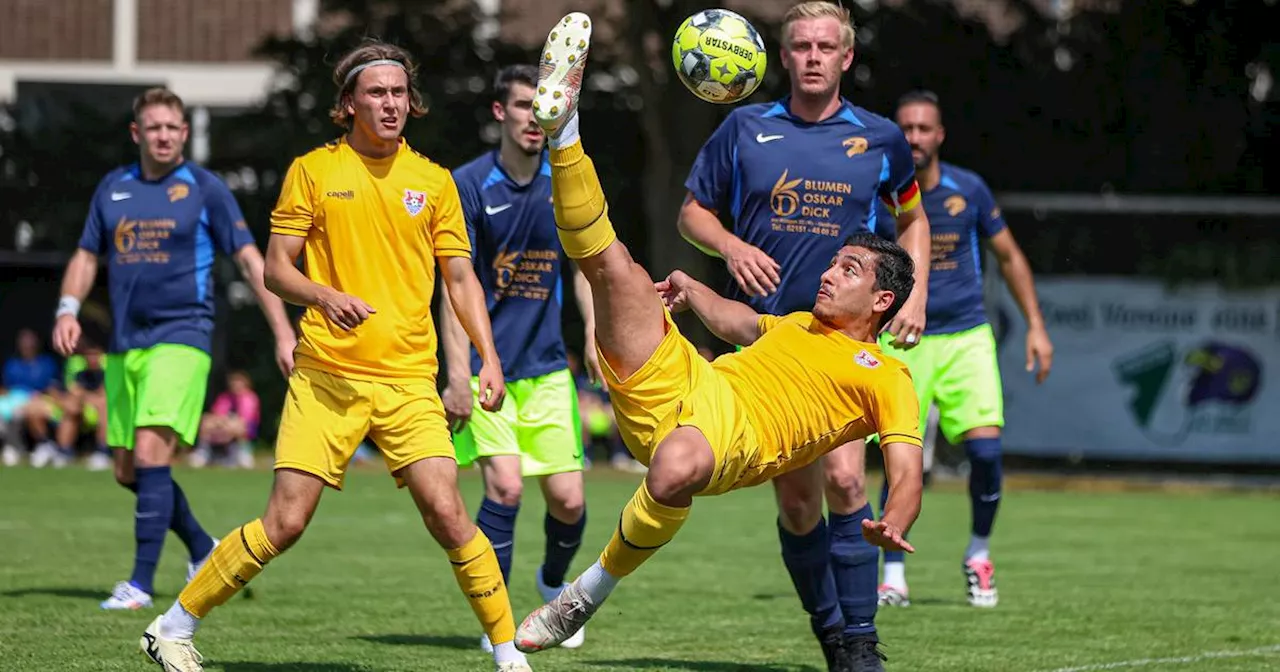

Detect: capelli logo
326,190,355,200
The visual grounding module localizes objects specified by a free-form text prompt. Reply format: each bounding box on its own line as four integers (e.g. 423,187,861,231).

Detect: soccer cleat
140,615,204,671
816,625,853,672
964,558,999,607
877,583,911,607
515,577,598,653
496,661,533,672
101,580,153,610
843,634,887,672
533,12,591,137
536,566,585,649
186,538,219,584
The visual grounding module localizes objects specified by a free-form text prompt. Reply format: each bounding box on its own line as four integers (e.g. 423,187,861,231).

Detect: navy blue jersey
78,163,255,354
686,97,920,315
453,150,567,382
878,162,1006,335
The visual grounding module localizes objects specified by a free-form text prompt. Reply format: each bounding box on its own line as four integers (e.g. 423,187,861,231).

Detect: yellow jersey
270,137,470,381
715,312,922,462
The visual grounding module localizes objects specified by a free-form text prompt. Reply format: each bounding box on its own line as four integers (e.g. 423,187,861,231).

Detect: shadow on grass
217,663,370,672
589,659,820,671
350,633,476,650
0,586,105,601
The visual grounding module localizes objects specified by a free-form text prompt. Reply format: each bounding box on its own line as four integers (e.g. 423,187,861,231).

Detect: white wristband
56,296,81,319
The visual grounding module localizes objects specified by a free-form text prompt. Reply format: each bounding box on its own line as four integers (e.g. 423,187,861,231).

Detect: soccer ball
672,9,767,104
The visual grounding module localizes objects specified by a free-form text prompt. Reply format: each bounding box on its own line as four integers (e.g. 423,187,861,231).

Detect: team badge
167,183,189,203
945,195,968,217
854,349,882,369
843,136,868,157
403,189,427,216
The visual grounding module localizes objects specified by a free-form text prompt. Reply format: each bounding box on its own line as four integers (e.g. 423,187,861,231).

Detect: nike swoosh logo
756,133,784,143
485,203,513,215
111,192,132,201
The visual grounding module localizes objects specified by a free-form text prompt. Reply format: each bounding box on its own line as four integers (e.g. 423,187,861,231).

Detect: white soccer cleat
533,12,591,137
536,566,585,649
101,580,153,610
140,615,204,671
877,583,911,607
496,661,533,672
516,578,598,653
480,633,494,653
86,450,112,471
964,558,999,608
186,538,218,584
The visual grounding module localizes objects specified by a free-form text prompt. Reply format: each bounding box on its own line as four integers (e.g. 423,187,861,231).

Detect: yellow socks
179,518,279,618
447,529,516,645
599,482,691,578
549,140,617,259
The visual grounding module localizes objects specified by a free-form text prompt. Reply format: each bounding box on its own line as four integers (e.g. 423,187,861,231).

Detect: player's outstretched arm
885,204,930,347
655,270,762,347
441,256,505,412
989,229,1053,383
233,245,297,376
865,440,924,553
263,233,375,330
52,249,99,356
678,194,779,298
437,287,475,431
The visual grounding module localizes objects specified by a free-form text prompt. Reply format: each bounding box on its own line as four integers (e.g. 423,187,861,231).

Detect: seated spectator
191,370,260,469
3,329,64,467
56,342,111,470
567,350,643,473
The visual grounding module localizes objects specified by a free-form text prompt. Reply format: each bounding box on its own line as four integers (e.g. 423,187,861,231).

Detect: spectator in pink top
191,370,260,469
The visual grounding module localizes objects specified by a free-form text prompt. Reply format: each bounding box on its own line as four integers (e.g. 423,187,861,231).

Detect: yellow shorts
274,366,453,489
599,313,760,496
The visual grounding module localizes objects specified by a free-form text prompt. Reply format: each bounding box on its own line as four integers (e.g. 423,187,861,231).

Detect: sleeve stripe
879,432,923,447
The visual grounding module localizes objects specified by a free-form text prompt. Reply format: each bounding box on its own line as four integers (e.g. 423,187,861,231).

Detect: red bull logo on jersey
403,189,427,216
854,349,881,369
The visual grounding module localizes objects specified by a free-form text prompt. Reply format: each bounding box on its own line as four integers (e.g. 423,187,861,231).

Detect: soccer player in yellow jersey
514,14,924,656
140,41,534,672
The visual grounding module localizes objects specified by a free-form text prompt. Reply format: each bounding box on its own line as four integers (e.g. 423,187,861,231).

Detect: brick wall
137,0,292,62
0,0,114,60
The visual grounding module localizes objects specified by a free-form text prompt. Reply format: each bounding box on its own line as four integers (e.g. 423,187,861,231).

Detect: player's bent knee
484,474,523,507
824,463,867,508
646,432,715,504
262,508,310,552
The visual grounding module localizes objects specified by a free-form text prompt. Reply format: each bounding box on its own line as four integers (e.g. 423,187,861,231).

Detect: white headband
343,58,407,87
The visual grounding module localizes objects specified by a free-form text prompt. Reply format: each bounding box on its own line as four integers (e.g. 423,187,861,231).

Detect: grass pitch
1,466,1277,671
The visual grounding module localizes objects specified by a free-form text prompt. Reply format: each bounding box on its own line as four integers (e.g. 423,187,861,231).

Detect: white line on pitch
1036,645,1280,672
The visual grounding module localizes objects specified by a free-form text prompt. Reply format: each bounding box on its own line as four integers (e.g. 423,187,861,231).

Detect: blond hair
782,1,856,49
133,87,185,122
329,39,427,129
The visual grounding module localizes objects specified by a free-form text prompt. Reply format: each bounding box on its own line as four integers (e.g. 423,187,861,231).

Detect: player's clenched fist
316,287,376,330
654,270,695,313
476,357,506,412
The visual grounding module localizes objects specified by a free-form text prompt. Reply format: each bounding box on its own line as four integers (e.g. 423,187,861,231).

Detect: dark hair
330,39,427,128
494,65,539,104
842,232,915,329
133,87,185,122
896,89,942,121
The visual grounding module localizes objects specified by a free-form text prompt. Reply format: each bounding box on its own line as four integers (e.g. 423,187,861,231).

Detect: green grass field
1,466,1278,671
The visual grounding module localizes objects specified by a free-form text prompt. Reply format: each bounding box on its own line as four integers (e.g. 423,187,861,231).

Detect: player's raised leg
516,13,715,652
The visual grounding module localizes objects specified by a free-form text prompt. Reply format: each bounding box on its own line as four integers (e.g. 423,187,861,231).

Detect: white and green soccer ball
672,8,767,104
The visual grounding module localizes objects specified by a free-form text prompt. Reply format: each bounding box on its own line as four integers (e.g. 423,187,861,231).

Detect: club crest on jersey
167,183,189,203
843,136,868,157
403,189,427,216
945,195,967,217
854,349,882,369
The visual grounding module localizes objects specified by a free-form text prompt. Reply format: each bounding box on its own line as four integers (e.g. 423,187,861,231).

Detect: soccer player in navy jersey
677,3,931,670
875,90,1052,609
51,87,296,611
442,65,601,652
